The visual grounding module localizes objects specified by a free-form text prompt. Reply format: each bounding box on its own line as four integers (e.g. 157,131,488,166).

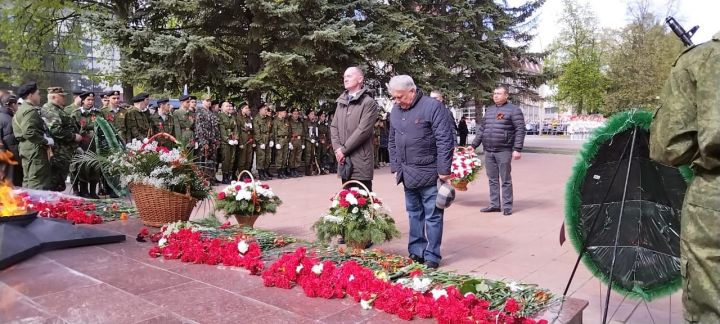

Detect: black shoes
409,254,424,264
480,206,501,213
503,209,512,216
424,261,439,269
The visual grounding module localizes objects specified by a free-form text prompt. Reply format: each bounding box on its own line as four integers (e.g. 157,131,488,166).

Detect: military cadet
64,89,84,116
234,104,254,180
317,111,332,174
124,93,152,141
253,104,274,180
218,101,238,184
649,31,720,323
41,87,82,191
150,98,176,135
173,95,195,150
303,109,320,176
188,95,198,112
12,82,54,189
99,91,110,111
195,96,220,183
73,91,102,198
273,107,291,179
287,108,305,178
101,90,126,141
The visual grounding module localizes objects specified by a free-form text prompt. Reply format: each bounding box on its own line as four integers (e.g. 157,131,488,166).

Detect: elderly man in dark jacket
331,66,379,191
470,86,525,216
0,93,22,186
388,75,456,269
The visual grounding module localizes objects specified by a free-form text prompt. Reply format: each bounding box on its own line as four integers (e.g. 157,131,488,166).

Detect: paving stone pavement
0,152,681,323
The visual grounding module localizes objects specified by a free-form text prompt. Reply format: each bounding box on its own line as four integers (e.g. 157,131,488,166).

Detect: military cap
131,93,149,103
106,90,121,97
190,95,197,100
72,89,85,96
79,91,95,100
179,94,191,102
47,87,66,95
290,107,301,113
1,94,17,105
156,98,169,104
211,99,220,105
276,106,287,112
305,109,318,116
16,82,38,99
99,91,110,98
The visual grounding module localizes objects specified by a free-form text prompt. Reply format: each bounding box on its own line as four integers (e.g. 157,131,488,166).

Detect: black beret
211,99,220,105
16,82,38,99
190,95,197,100
106,90,121,97
156,98,169,104
290,107,300,113
179,95,191,102
131,93,149,103
1,94,17,105
79,91,95,100
276,106,287,112
99,91,110,98
72,89,85,96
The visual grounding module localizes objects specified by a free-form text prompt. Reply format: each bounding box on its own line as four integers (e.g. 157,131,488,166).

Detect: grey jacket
0,105,18,156
331,87,379,181
389,90,456,189
471,102,525,152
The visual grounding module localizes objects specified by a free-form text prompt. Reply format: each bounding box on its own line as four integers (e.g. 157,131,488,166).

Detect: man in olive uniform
273,107,290,179
650,31,720,323
317,111,332,174
124,93,152,141
288,108,305,178
173,95,195,150
150,98,176,135
13,82,55,189
41,87,82,191
218,101,237,184
253,104,274,180
303,109,320,176
73,92,102,198
195,96,220,183
64,89,83,116
99,91,110,111
234,104,254,180
101,90,126,141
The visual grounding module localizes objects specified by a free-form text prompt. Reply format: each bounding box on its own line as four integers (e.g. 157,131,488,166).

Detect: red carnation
243,177,252,183
504,298,520,313
357,198,367,206
218,192,226,199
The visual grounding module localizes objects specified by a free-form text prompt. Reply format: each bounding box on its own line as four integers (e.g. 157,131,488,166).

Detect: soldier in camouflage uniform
303,109,320,176
317,111,332,174
234,104,254,180
195,96,220,183
253,104,274,180
124,93,152,141
72,92,102,198
173,95,195,150
101,90,126,141
41,87,82,192
273,107,290,179
288,108,305,178
99,91,110,111
150,98,176,136
64,90,83,116
13,82,55,190
218,101,237,184
650,31,720,323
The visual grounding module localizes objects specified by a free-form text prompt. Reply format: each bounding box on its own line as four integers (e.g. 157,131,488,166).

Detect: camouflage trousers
220,143,236,175
289,139,303,168
681,199,720,323
234,144,253,175
275,138,289,168
19,143,52,190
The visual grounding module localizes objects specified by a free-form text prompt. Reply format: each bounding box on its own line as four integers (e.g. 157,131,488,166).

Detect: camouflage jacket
253,115,273,145
194,106,219,151
125,107,151,141
73,107,100,147
150,113,176,136
650,30,720,211
13,102,51,146
41,102,78,145
273,116,291,139
304,120,319,144
101,106,127,140
173,108,195,146
318,122,331,145
289,118,304,141
219,112,237,142
236,113,253,144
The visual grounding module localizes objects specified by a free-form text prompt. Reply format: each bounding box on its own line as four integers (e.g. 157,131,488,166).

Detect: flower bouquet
215,170,282,228
450,147,483,191
313,181,400,249
101,133,211,226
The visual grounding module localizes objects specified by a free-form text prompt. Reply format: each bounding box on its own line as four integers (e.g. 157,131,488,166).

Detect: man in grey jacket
388,75,456,269
469,86,525,216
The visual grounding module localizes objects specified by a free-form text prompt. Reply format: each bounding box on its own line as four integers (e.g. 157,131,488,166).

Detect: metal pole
602,126,638,324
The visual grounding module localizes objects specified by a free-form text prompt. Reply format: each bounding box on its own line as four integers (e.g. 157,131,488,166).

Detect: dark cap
179,95,191,102
211,99,220,105
16,82,39,99
131,93,149,103
106,90,121,97
156,98,169,104
190,95,197,100
276,106,287,112
99,91,110,98
79,91,95,100
1,94,17,105
290,107,300,113
72,89,85,96
47,87,66,95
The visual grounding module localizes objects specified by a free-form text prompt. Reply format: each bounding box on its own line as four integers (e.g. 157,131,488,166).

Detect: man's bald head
343,66,364,92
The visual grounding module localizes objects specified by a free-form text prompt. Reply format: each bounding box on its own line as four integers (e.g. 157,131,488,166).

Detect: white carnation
237,240,249,254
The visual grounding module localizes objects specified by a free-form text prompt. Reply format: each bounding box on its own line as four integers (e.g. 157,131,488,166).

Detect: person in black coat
0,93,22,186
458,116,469,146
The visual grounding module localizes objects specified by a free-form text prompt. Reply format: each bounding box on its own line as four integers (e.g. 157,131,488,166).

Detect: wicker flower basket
233,214,260,228
452,180,469,191
346,240,370,250
129,182,198,227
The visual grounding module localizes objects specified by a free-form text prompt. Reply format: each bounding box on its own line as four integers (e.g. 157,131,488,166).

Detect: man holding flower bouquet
388,75,456,269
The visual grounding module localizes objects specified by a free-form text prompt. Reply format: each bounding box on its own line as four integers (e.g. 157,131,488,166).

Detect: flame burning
0,150,27,216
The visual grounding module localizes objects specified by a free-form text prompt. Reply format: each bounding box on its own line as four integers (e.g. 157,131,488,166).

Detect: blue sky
524,0,720,52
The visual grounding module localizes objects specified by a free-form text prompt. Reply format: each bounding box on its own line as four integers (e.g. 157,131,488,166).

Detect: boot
88,182,100,199
78,181,89,198
296,168,304,177
289,168,298,178
222,174,231,184
258,170,267,181
278,168,287,179
265,169,274,180
305,166,313,176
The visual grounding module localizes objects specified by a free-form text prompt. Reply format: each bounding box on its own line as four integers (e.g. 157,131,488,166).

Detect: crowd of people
0,80,393,198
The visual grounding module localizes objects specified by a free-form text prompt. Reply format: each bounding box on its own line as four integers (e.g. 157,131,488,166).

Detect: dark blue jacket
389,91,456,189
471,102,525,152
